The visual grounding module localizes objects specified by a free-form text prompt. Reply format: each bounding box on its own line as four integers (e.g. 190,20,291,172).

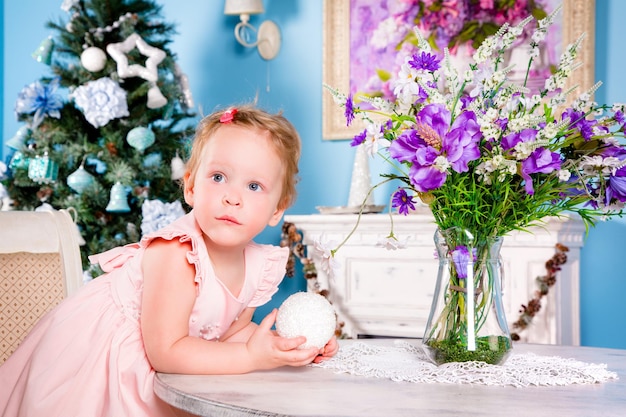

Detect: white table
154,340,625,417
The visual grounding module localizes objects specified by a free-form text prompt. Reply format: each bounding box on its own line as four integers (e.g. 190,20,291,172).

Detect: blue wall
3,1,625,349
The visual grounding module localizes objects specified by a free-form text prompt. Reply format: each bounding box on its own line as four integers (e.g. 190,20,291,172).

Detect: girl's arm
140,238,320,375
219,307,257,342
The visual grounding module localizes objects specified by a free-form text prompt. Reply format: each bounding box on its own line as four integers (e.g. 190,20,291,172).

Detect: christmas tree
1,0,195,276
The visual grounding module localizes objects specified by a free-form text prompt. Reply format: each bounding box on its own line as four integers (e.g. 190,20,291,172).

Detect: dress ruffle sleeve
140,229,205,289
248,245,290,308
89,223,204,289
88,244,141,272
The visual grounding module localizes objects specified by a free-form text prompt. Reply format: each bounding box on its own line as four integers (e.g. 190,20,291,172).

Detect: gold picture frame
322,0,595,140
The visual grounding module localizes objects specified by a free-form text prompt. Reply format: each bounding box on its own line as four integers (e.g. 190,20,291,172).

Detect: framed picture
322,0,595,140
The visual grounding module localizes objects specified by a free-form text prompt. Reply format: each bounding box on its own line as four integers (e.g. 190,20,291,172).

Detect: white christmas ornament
80,46,107,72
140,199,186,236
71,77,129,128
170,152,185,180
106,32,167,108
275,292,336,349
147,85,167,109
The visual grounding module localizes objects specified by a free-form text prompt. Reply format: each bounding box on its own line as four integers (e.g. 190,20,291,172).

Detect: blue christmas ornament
86,156,107,174
126,126,155,153
9,151,30,170
143,152,162,168
28,152,59,184
106,182,131,213
67,164,96,194
15,77,63,128
6,126,32,150
32,36,54,65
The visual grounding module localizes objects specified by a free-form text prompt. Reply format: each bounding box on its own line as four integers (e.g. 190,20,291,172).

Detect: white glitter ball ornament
80,47,107,72
275,292,336,349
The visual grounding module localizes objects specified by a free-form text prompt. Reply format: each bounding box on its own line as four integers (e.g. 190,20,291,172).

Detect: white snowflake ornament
71,77,129,128
275,292,336,350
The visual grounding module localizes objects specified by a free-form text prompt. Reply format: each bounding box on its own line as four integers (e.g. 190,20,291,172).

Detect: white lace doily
312,341,618,388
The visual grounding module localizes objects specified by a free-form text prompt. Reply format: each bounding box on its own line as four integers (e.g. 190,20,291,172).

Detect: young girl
0,105,339,416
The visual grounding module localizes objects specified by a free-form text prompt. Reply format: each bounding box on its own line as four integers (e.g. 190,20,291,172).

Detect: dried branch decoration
511,243,569,341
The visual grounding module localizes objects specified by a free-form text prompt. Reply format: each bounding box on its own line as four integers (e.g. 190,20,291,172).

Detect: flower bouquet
325,6,626,365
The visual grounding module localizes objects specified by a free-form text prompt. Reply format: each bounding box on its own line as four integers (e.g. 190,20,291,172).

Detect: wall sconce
224,0,281,60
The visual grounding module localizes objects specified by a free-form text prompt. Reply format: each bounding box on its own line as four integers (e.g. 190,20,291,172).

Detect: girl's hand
245,309,320,369
313,336,339,363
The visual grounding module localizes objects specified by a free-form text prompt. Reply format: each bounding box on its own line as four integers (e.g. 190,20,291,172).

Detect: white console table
284,213,585,345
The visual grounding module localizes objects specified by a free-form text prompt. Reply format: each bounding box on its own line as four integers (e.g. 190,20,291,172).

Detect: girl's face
184,124,285,251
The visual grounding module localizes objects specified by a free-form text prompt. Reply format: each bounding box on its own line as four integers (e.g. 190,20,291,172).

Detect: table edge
154,372,294,417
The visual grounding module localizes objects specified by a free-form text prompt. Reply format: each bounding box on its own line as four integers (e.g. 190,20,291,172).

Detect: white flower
612,103,626,113
549,93,567,108
602,136,622,147
71,77,129,128
469,67,494,98
324,84,348,105
363,123,389,156
369,97,395,113
473,36,497,64
313,236,341,280
376,234,409,250
513,141,533,160
579,156,620,176
558,169,572,181
393,58,421,103
433,155,451,173
541,123,558,140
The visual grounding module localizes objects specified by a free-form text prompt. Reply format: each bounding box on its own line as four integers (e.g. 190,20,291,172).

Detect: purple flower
416,81,437,103
459,95,475,110
388,104,482,192
452,245,471,279
501,129,538,152
562,109,597,141
345,94,355,126
521,148,562,194
392,188,416,215
408,51,441,72
607,166,626,203
602,145,626,160
603,148,626,203
351,129,367,147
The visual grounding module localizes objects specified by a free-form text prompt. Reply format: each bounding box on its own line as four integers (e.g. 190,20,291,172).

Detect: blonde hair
185,104,301,210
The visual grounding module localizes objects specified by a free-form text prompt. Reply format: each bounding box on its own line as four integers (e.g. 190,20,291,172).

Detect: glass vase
422,227,512,365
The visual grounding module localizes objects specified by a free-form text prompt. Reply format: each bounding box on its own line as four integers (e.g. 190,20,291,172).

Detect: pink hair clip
220,108,238,123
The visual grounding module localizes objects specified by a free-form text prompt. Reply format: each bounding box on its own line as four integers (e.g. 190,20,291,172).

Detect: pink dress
0,211,288,417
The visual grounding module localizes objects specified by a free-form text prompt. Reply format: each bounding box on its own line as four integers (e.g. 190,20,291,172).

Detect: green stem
331,177,395,256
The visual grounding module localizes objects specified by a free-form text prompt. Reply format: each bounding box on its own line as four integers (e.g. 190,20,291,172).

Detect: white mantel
284,213,585,345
